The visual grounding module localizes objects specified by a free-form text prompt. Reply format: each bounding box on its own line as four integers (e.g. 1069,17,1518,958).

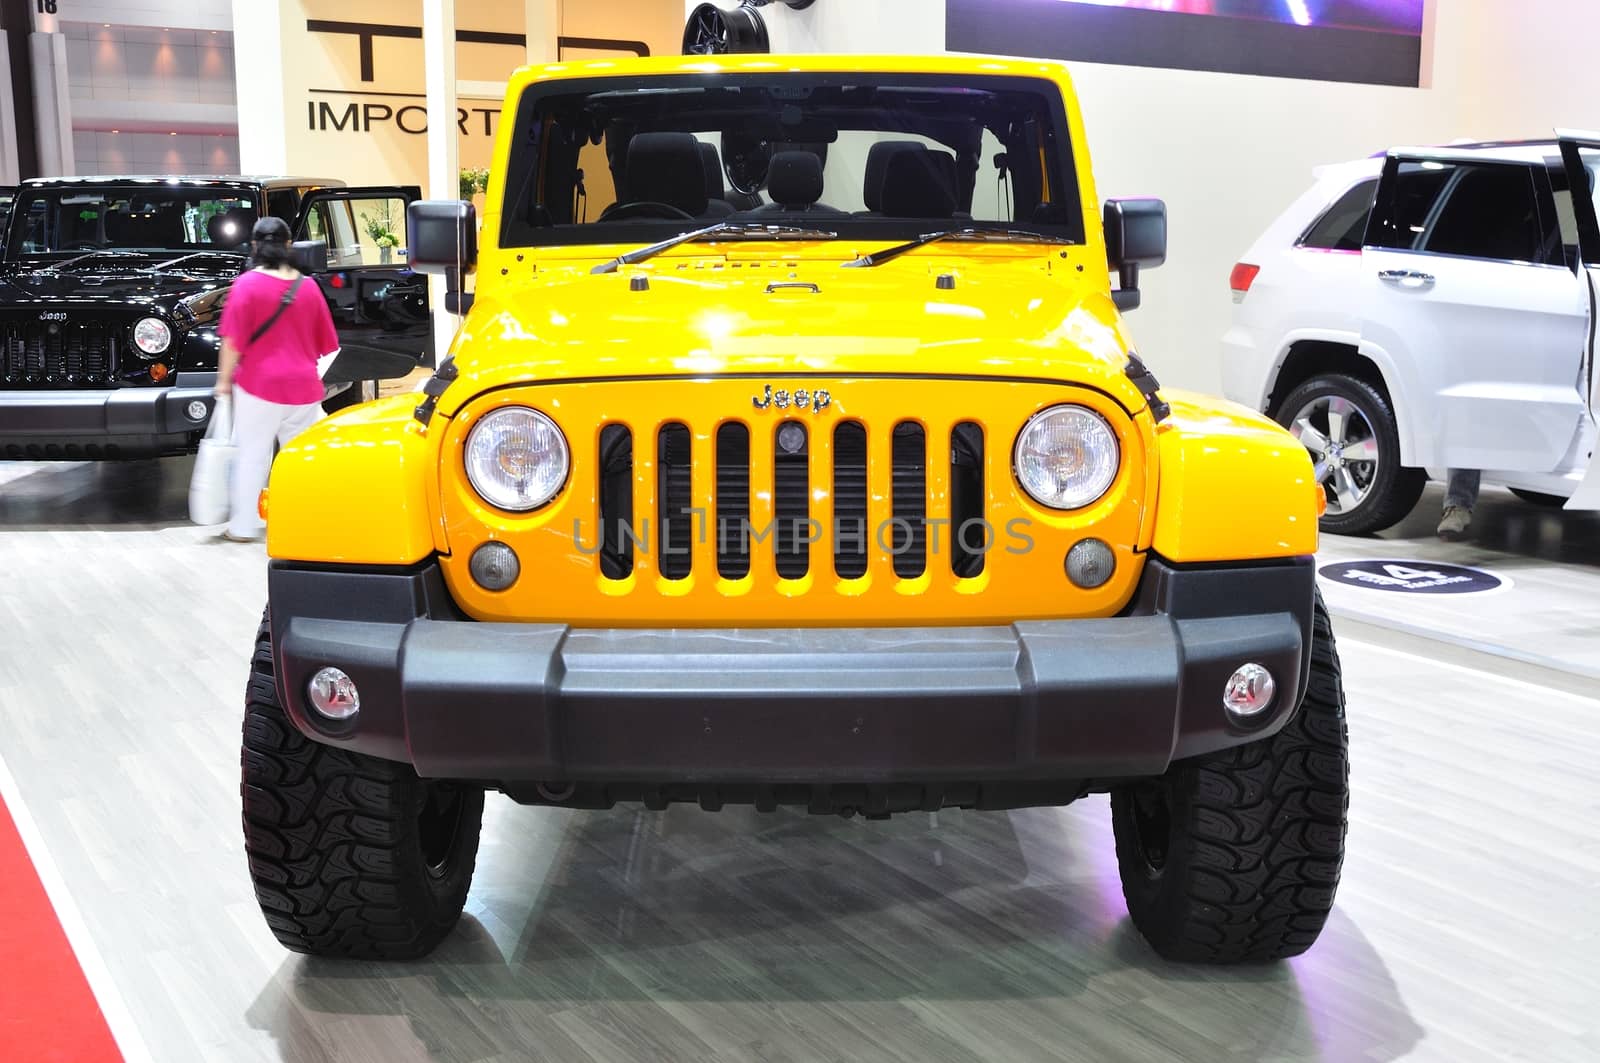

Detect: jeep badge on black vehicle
0,176,434,460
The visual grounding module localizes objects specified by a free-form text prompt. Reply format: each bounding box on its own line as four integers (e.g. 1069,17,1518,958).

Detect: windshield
6,185,259,258
500,72,1084,250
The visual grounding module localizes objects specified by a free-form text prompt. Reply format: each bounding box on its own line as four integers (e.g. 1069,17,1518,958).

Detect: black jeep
0,176,435,460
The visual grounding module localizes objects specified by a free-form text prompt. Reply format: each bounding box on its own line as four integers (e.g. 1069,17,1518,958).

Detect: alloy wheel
1289,394,1381,516
682,4,771,55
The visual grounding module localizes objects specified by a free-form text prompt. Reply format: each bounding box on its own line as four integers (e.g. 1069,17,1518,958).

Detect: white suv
1222,134,1600,534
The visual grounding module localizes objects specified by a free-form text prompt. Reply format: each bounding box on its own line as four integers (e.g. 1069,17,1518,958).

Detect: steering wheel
599,201,696,222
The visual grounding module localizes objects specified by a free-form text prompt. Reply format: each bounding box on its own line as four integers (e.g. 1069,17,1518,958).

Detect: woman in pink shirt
214,217,340,541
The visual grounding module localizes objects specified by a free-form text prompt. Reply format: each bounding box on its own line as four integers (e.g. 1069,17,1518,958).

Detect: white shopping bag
188,396,235,526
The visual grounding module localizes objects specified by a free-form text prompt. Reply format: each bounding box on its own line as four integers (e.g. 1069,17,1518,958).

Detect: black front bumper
266,556,1316,787
0,372,217,459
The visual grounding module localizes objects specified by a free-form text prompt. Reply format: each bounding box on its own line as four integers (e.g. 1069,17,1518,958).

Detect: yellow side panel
1152,391,1320,562
266,397,438,565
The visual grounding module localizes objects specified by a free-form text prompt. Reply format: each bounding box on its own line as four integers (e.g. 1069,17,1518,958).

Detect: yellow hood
432,251,1150,419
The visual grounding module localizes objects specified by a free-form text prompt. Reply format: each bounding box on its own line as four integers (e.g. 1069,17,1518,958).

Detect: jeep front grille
0,319,128,387
594,416,974,584
438,378,1153,627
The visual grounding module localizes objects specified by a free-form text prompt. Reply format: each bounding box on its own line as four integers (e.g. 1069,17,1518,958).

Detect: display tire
241,609,484,960
683,3,770,55
1274,373,1425,536
1509,488,1568,508
1110,589,1348,964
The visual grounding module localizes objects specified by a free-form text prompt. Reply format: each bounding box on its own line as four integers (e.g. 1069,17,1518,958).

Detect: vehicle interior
500,75,1086,248
6,187,259,256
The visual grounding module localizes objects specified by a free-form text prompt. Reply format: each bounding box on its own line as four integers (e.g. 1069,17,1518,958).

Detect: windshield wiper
145,251,235,273
844,228,1076,268
591,222,837,274
45,249,148,271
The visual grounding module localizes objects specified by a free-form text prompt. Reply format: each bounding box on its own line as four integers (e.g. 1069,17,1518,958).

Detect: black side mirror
1104,198,1167,311
289,239,328,274
406,199,473,307
408,200,477,303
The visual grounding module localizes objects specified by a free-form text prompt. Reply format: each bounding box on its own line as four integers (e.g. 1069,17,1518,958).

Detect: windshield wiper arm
47,249,146,271
591,222,837,274
844,228,1076,268
147,251,234,273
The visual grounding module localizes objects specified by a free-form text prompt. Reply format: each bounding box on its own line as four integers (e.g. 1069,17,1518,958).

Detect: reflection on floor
1318,484,1600,679
0,459,1595,1062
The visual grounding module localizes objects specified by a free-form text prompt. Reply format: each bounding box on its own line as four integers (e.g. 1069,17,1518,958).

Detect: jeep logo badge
39,312,67,321
752,385,831,413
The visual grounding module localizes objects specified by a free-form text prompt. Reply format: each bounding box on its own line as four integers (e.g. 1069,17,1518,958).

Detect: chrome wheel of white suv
1274,374,1426,536
1289,394,1380,515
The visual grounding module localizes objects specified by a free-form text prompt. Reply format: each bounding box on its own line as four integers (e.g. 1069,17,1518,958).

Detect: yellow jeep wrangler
242,55,1348,964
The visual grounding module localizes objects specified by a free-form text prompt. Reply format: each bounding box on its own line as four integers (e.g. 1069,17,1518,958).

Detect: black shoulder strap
248,276,308,346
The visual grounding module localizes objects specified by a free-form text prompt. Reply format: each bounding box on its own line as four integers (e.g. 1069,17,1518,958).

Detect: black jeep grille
603,419,985,583
1,318,130,388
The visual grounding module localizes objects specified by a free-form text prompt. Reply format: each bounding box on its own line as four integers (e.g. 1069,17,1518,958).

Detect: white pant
229,386,323,538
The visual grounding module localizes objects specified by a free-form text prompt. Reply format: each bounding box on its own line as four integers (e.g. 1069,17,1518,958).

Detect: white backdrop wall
63,24,236,110
58,0,234,33
72,130,239,175
688,0,1600,395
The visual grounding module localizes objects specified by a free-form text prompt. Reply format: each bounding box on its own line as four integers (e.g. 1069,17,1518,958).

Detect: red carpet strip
0,793,124,1063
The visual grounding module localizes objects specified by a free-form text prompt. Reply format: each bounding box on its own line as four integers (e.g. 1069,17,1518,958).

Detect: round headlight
465,407,569,512
1013,405,1120,510
132,317,171,357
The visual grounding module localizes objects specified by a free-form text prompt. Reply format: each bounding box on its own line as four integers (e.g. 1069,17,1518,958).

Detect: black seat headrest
100,210,128,244
863,141,925,213
698,141,724,198
208,207,257,248
625,132,709,217
117,208,185,247
766,151,824,210
879,148,958,219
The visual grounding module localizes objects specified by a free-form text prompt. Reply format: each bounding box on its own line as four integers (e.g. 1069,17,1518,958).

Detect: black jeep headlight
132,317,171,357
1013,404,1119,510
465,406,570,512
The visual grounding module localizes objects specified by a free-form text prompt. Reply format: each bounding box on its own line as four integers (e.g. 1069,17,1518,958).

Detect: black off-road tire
1110,590,1349,964
241,610,485,959
1274,373,1425,536
1509,488,1567,508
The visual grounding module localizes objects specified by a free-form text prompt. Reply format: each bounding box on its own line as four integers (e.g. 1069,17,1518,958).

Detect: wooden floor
0,458,1596,1063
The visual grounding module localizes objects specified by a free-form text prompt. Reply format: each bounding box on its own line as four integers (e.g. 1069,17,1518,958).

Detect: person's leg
1438,469,1480,541
275,402,324,449
1444,469,1481,511
228,389,280,539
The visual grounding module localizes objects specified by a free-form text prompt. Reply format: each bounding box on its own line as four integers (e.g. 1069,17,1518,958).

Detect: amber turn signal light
258,489,270,521
149,363,169,382
1313,483,1328,518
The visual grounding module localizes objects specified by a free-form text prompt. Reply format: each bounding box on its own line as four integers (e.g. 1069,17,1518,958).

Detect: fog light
1065,538,1115,589
470,541,520,591
1223,663,1276,719
186,399,209,422
307,667,360,721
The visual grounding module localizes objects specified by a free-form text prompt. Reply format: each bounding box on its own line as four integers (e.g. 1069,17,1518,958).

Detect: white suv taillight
1230,263,1261,302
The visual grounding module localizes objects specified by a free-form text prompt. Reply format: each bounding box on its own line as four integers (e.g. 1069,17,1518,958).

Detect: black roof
18,175,345,190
